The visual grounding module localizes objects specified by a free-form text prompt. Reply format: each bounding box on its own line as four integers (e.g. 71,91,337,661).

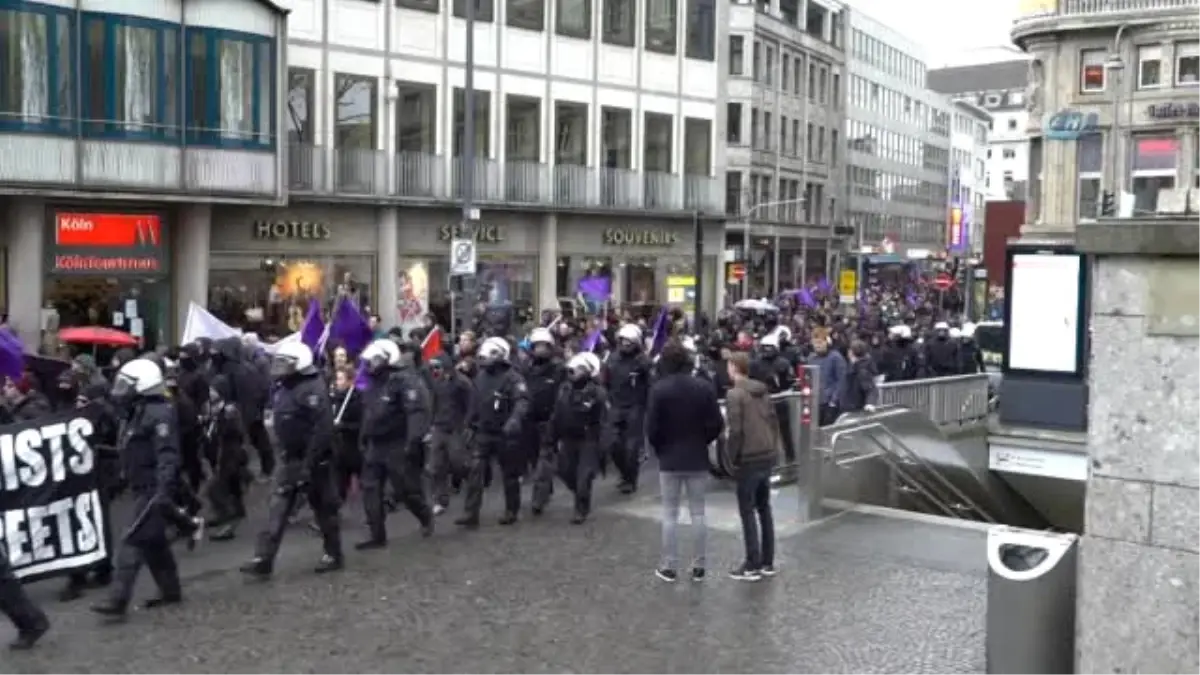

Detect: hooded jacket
725,377,780,470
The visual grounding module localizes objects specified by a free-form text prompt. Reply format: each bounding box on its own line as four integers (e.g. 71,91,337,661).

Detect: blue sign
1045,110,1101,140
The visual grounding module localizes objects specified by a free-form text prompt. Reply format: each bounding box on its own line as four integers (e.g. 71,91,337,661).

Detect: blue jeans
735,466,774,570
659,471,708,570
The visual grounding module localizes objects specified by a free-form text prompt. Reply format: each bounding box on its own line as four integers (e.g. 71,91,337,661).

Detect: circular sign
934,273,954,290
453,241,473,264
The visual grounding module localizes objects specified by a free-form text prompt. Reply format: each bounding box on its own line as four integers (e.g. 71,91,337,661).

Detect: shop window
0,4,73,134
1131,136,1178,215
556,257,614,312
207,253,374,343
45,277,170,359
185,27,275,149
398,256,535,334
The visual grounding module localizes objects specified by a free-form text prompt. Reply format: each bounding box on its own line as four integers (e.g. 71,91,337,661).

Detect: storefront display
43,210,172,352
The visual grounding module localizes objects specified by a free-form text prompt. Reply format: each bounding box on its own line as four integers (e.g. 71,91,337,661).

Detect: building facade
948,100,991,257
1,0,729,351
928,59,1032,201
844,10,953,257
721,0,848,295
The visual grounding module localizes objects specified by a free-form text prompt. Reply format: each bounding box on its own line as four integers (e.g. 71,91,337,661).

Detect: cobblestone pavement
3,480,987,674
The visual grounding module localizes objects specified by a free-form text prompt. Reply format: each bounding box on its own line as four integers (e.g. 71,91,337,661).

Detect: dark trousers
254,461,342,564
109,494,182,607
0,553,48,634
206,463,246,527
361,443,430,541
247,419,275,476
463,433,522,519
735,465,775,570
556,437,598,516
818,403,841,427
775,400,795,463
334,430,362,502
180,432,205,493
66,490,114,588
606,408,644,487
425,427,464,507
529,426,557,511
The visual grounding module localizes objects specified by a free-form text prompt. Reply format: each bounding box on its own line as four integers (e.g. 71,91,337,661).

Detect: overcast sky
846,0,1027,68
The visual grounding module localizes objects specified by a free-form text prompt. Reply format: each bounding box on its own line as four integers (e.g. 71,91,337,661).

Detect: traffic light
1099,190,1116,217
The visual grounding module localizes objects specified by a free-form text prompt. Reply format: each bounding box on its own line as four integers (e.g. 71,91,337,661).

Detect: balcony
1012,0,1200,43
287,145,724,215
0,124,281,201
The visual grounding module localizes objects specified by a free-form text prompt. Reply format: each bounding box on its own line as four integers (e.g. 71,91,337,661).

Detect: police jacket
120,397,179,496
549,381,606,441
359,368,430,447
879,341,920,383
272,372,333,462
601,352,652,410
467,364,529,435
923,337,961,377
750,353,796,395
524,357,565,424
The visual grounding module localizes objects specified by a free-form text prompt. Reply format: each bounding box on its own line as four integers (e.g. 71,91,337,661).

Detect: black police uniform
547,378,607,522
527,355,566,514
923,334,961,377
426,362,472,508
601,350,652,493
176,344,211,492
455,362,529,527
204,379,249,540
243,371,342,576
92,396,183,616
358,367,433,547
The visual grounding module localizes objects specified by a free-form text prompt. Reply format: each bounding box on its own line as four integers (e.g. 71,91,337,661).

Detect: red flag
421,326,442,363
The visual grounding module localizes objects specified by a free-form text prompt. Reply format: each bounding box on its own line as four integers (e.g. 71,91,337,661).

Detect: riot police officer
923,322,961,377
880,325,920,382
455,337,529,528
526,328,566,516
240,342,343,578
548,352,607,524
204,376,249,541
91,359,185,619
356,338,434,549
601,323,653,494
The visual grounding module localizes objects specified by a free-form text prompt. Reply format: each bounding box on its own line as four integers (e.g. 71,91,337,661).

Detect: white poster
396,260,429,336
1007,253,1082,373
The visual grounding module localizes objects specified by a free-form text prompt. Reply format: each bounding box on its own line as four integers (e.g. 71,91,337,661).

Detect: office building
722,0,849,294
928,59,1031,201
948,99,991,256
844,9,953,257
0,0,728,351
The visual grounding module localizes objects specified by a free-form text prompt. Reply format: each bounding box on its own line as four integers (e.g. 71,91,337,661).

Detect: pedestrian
724,352,780,581
645,339,724,583
840,340,880,414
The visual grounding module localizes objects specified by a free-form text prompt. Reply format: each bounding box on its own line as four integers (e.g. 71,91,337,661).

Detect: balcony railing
287,145,724,214
1013,0,1198,29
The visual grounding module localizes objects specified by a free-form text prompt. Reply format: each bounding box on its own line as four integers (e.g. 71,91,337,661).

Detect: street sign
726,262,746,282
934,273,954,290
449,237,476,277
838,269,856,304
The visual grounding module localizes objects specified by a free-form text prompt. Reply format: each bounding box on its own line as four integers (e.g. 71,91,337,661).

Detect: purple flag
354,361,370,391
817,277,832,294
649,306,670,356
797,288,816,308
577,275,612,302
906,291,919,308
0,329,24,381
299,299,325,353
582,329,602,352
329,296,373,357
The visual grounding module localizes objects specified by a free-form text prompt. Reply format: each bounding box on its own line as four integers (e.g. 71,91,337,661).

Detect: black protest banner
0,408,107,581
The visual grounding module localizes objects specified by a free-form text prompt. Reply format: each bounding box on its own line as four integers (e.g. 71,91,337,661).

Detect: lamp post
1105,24,1130,204
739,197,808,299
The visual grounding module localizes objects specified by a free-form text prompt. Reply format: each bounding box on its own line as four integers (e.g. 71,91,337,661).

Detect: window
601,106,631,168
750,107,759,147
806,121,814,159
764,46,773,85
82,17,180,140
1006,118,1017,131
453,0,494,22
725,102,742,144
725,171,743,215
831,72,840,107
752,41,760,80
505,94,540,161
1076,134,1103,219
452,87,491,157
763,111,771,150
334,73,376,152
397,0,439,13
729,35,744,75
1176,41,1199,85
1002,148,1016,159
187,28,273,148
781,56,789,91
286,67,315,143
507,0,544,30
1131,136,1178,214
395,81,436,152
685,0,714,61
816,126,824,161
807,62,816,101
643,112,672,173
1080,49,1106,92
1137,45,1163,88
683,117,711,175
601,0,634,47
818,67,827,103
830,129,837,165
554,100,587,165
780,114,788,153
556,0,590,38
793,55,802,93
791,118,799,155
0,4,73,133
645,0,676,54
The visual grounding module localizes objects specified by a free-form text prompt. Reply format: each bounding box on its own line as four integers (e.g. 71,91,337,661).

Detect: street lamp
1105,25,1130,204
739,197,808,298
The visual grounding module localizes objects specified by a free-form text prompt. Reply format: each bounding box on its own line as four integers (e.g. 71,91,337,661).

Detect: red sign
933,273,954,290
55,213,162,248
727,262,746,281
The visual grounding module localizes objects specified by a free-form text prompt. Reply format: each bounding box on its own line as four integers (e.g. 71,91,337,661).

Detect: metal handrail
876,373,991,428
835,438,967,520
827,421,997,523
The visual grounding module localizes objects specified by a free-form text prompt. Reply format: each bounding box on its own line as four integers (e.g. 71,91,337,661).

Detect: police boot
354,538,386,551
9,624,48,651
142,594,182,609
58,578,86,602
571,511,588,525
89,600,128,620
314,554,343,574
239,557,272,579
498,512,518,526
454,514,480,529
209,523,237,541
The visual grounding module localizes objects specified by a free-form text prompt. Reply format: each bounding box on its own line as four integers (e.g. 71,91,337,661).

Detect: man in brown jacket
724,352,781,581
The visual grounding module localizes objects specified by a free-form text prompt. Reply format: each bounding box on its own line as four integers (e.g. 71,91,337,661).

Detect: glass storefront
208,252,375,340
555,254,713,317
397,255,536,332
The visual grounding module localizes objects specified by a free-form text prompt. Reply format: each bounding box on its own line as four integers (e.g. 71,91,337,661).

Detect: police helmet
758,333,780,349
578,352,601,377
270,341,315,379
529,327,554,345
680,336,698,354
933,321,950,332
616,323,642,344
949,327,962,340
362,338,402,373
566,352,596,381
112,358,165,400
477,337,511,367
961,322,977,339
773,325,793,344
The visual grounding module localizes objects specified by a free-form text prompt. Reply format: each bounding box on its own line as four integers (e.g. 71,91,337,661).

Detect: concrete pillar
376,206,399,325
1076,224,1199,673
538,213,558,311
6,198,44,351
173,203,211,341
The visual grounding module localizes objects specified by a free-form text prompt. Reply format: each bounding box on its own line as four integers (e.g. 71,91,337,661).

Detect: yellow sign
666,275,695,310
839,269,857,298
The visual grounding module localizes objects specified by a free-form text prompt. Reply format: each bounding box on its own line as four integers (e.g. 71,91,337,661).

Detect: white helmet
933,321,950,332
949,327,962,339
241,332,260,348
578,351,601,376
361,338,401,372
680,336,697,353
478,336,511,365
759,333,780,349
895,325,913,340
113,358,164,398
271,341,315,378
616,323,642,343
961,322,977,339
773,325,792,343
567,352,599,380
529,327,554,345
